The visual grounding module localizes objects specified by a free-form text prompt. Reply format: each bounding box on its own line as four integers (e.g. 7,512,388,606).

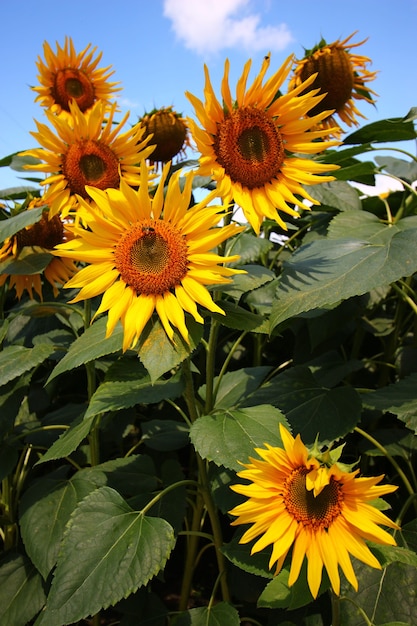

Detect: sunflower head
289,32,378,135
32,36,121,115
56,161,245,350
139,106,191,166
229,423,399,599
186,54,340,234
0,199,77,300
20,100,155,218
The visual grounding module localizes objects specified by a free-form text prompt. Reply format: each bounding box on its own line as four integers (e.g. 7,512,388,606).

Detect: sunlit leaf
305,180,362,211
0,206,44,241
37,486,175,626
344,116,417,144
190,405,287,470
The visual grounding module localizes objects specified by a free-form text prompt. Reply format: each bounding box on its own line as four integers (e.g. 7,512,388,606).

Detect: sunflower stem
205,318,220,413
330,590,341,626
354,426,417,515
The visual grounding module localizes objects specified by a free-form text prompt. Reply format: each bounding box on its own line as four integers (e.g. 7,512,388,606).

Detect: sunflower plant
0,35,417,626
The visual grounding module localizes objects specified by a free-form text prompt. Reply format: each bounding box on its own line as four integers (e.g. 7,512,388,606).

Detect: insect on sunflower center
114,221,189,296
284,467,343,530
62,139,120,198
214,107,284,189
52,68,96,112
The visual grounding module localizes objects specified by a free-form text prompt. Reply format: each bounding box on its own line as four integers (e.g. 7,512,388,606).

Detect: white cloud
163,0,293,55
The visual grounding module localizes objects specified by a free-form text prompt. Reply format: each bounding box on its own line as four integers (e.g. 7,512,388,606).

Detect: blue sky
1,0,416,192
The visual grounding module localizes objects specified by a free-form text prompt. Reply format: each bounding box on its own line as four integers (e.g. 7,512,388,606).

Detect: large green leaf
35,411,92,465
340,559,417,625
0,550,46,626
138,317,204,382
19,469,100,579
190,405,287,470
375,155,417,183
211,300,268,332
174,602,241,626
47,316,124,383
270,218,417,331
305,180,362,211
0,206,44,242
219,264,275,300
344,116,417,144
245,366,362,445
84,368,184,420
0,344,54,386
0,252,53,275
361,372,417,434
37,486,175,626
199,366,272,410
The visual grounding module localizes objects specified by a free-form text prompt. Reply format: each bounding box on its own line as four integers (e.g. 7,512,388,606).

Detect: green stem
213,330,247,400
204,319,220,413
330,590,341,626
339,595,374,625
354,426,417,515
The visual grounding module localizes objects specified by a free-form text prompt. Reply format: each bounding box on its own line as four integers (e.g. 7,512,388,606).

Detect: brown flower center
62,139,120,198
300,48,354,115
283,467,343,530
114,220,188,295
16,214,64,250
213,106,285,189
143,110,187,163
51,68,96,112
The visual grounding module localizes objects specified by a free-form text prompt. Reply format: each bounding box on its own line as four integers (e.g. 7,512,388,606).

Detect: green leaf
305,180,362,211
199,366,272,410
0,206,44,242
0,550,46,626
344,116,417,144
375,155,417,183
219,264,275,300
174,602,240,626
211,300,268,332
340,559,417,625
245,366,362,445
0,252,53,275
270,220,417,331
257,562,328,610
0,344,54,386
141,419,189,451
37,486,175,626
190,405,287,470
222,531,273,579
47,316,124,383
361,373,417,433
138,317,204,382
84,369,184,420
35,411,92,465
19,469,100,579
228,232,273,264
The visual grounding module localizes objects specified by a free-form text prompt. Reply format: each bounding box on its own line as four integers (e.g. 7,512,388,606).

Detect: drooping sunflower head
20,100,155,218
32,36,121,115
289,32,378,135
139,106,191,167
56,161,245,351
0,198,77,300
186,53,340,234
229,423,399,599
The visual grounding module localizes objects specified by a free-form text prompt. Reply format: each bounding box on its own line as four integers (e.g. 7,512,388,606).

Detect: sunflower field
0,34,416,626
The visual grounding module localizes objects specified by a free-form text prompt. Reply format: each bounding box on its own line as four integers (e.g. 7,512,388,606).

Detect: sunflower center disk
62,140,120,198
16,214,64,250
214,107,284,189
115,221,188,296
52,68,95,112
284,467,343,530
301,48,354,114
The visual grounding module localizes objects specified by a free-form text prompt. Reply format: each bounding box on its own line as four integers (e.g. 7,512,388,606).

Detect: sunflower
185,54,339,234
21,100,155,218
56,162,244,350
0,200,77,300
139,106,191,167
289,32,378,136
229,423,399,599
32,37,121,115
